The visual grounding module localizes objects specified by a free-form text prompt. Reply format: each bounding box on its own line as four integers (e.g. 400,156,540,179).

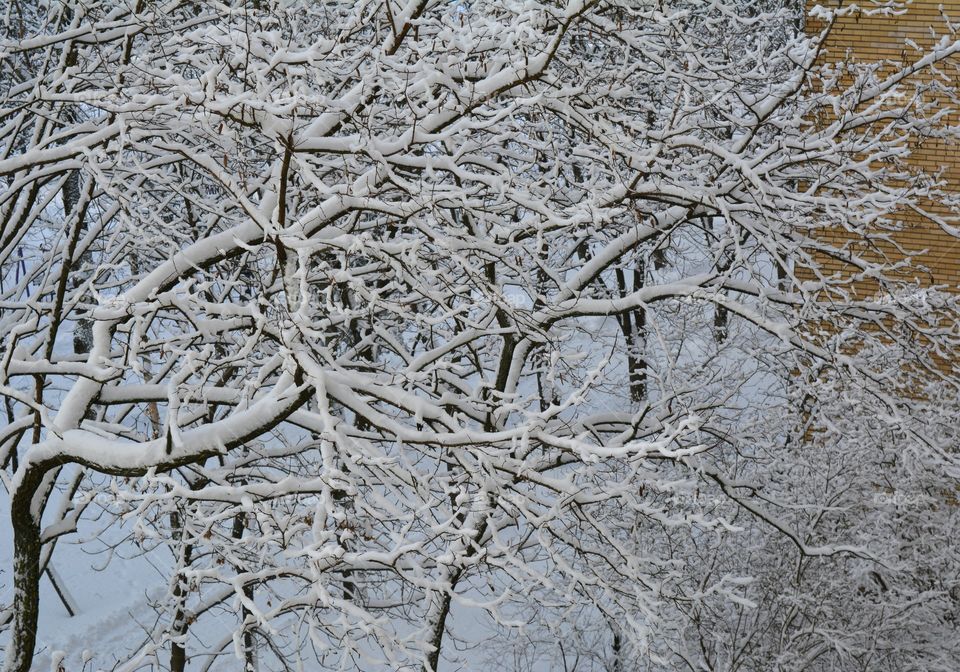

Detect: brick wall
807,0,960,289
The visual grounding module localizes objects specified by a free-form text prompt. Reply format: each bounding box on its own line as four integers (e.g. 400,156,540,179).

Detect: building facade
808,0,960,290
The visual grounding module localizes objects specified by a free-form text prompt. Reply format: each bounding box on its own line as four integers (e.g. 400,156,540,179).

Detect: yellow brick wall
807,0,960,289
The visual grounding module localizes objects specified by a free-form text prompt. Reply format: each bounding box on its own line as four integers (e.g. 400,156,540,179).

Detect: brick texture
806,1,960,288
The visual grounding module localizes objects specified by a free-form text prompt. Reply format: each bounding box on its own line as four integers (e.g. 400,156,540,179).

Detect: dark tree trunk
615,264,647,402
169,521,193,672
231,511,257,672
5,467,50,672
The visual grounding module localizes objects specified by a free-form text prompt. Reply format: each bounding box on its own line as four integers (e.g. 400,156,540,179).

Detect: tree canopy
2,1,960,671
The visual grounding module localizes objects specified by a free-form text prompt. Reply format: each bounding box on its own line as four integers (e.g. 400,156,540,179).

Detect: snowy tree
2,1,960,671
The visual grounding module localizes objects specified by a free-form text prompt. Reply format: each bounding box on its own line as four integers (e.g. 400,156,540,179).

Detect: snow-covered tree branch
2,1,960,670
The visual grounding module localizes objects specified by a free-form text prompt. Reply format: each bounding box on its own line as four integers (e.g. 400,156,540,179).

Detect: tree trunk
4,468,49,672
